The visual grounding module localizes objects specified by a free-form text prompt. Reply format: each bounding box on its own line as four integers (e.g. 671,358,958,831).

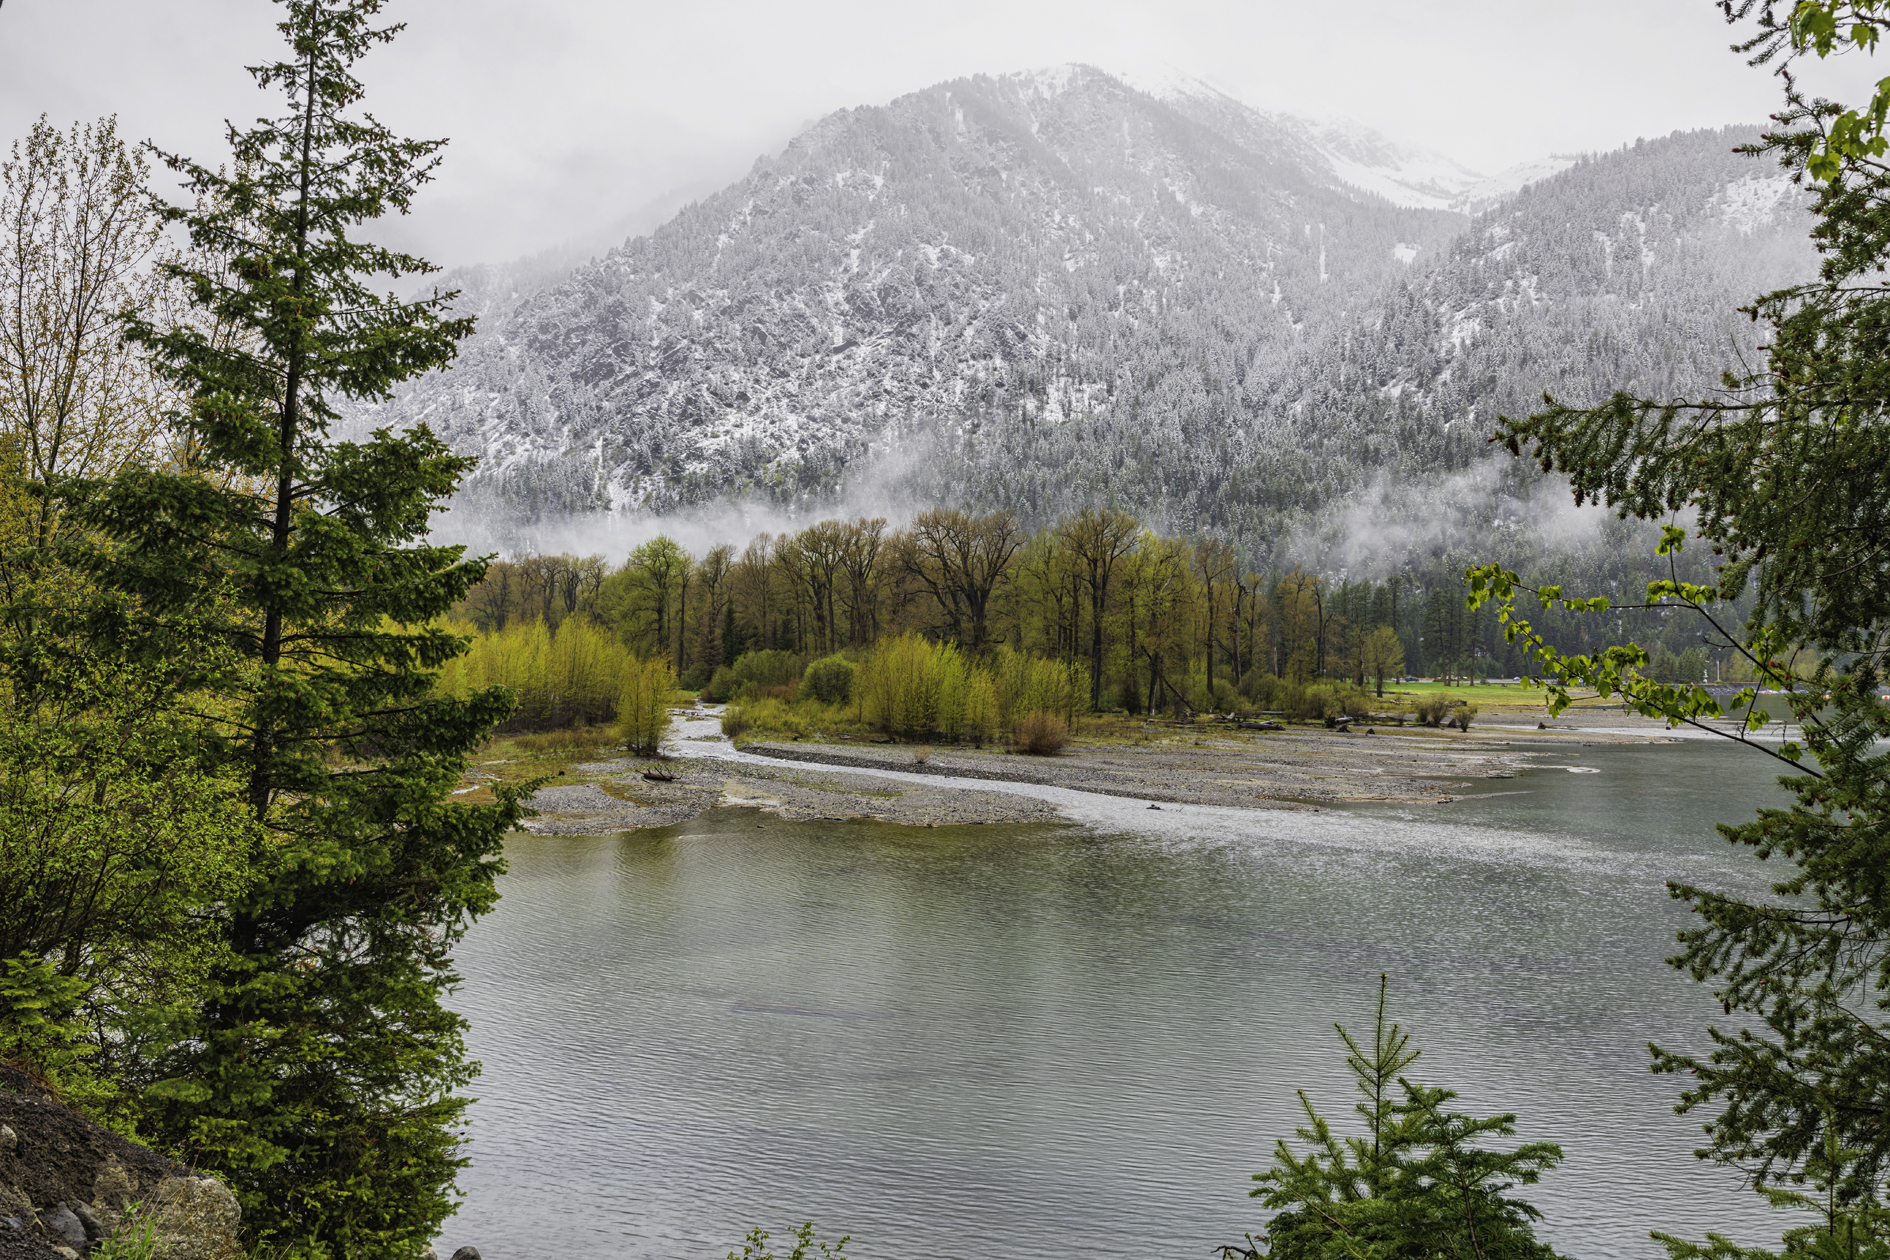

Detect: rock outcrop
0,1069,242,1260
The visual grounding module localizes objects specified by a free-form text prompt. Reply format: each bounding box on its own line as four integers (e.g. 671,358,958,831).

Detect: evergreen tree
1230,976,1566,1260
59,2,522,1255
1466,8,1890,1251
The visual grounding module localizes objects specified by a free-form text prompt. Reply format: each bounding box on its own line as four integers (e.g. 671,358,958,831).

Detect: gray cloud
5,0,1882,269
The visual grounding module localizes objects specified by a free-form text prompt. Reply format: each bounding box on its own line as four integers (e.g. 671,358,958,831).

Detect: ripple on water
445,735,1791,1260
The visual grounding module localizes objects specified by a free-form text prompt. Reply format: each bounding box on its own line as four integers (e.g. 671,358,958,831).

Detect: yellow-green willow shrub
617,656,677,756
436,618,631,730
933,642,972,742
962,669,999,745
861,635,1081,742
991,646,1088,729
859,633,942,740
546,618,628,726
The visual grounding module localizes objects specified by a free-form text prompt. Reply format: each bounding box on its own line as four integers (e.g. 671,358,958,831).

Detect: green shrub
721,706,751,739
437,616,629,731
727,696,811,739
990,646,1088,727
963,670,999,745
1411,694,1475,729
617,656,677,756
728,1223,848,1260
678,663,712,692
731,649,801,690
802,655,855,704
853,637,1084,741
1235,675,1374,722
704,665,740,703
505,726,620,755
857,633,946,739
703,650,803,703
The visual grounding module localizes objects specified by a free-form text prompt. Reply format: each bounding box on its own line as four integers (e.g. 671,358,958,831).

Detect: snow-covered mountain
355,67,1811,552
1111,68,1494,209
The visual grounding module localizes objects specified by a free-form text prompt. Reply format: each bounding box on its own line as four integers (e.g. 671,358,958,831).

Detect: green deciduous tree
46,2,523,1255
617,655,676,757
1361,626,1404,699
0,654,260,1116
1230,976,1566,1260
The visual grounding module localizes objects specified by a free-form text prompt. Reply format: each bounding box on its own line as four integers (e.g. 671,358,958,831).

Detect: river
444,733,1798,1259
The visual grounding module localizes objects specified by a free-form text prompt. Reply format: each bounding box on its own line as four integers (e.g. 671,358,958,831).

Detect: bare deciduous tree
898,508,1022,652
0,116,166,544
1055,506,1138,708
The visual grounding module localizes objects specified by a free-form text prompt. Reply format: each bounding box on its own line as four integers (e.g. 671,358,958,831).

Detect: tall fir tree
60,1,522,1255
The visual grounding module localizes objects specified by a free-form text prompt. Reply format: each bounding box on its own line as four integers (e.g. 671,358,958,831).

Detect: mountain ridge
354,67,1812,563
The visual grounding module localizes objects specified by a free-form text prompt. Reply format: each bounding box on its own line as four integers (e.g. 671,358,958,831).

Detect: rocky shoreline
0,1069,487,1260
523,757,1059,833
515,710,1691,834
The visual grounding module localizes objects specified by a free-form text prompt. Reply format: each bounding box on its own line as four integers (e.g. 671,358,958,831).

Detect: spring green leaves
1462,533,1811,768
617,656,677,757
1771,1,1890,179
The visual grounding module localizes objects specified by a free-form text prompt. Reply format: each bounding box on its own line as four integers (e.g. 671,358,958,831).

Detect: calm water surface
445,736,1796,1260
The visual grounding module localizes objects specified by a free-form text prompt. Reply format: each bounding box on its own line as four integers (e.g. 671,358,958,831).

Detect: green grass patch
453,725,624,804
1381,681,1558,708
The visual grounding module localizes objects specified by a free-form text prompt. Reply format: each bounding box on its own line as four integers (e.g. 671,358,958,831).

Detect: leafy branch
1464,525,1823,774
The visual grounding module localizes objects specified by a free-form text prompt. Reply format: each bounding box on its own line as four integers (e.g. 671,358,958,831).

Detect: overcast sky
2,0,1880,269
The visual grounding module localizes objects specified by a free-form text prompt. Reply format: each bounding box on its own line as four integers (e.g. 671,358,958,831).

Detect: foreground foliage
16,2,525,1255
1233,977,1565,1260
727,1223,850,1260
1464,9,1890,1252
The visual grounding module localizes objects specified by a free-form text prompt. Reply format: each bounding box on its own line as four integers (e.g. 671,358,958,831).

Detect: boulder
0,1068,241,1260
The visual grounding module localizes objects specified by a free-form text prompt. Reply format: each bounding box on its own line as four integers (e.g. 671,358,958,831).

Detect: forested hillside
352,68,1814,573
916,126,1815,559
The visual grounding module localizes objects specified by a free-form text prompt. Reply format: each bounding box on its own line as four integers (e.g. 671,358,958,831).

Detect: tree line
461,507,1742,725
5,3,1882,1260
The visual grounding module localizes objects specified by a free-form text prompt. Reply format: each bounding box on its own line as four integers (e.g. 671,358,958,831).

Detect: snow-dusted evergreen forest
351,65,1813,572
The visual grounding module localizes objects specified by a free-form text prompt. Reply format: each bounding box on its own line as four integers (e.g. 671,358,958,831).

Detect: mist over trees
2,1,1876,1255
